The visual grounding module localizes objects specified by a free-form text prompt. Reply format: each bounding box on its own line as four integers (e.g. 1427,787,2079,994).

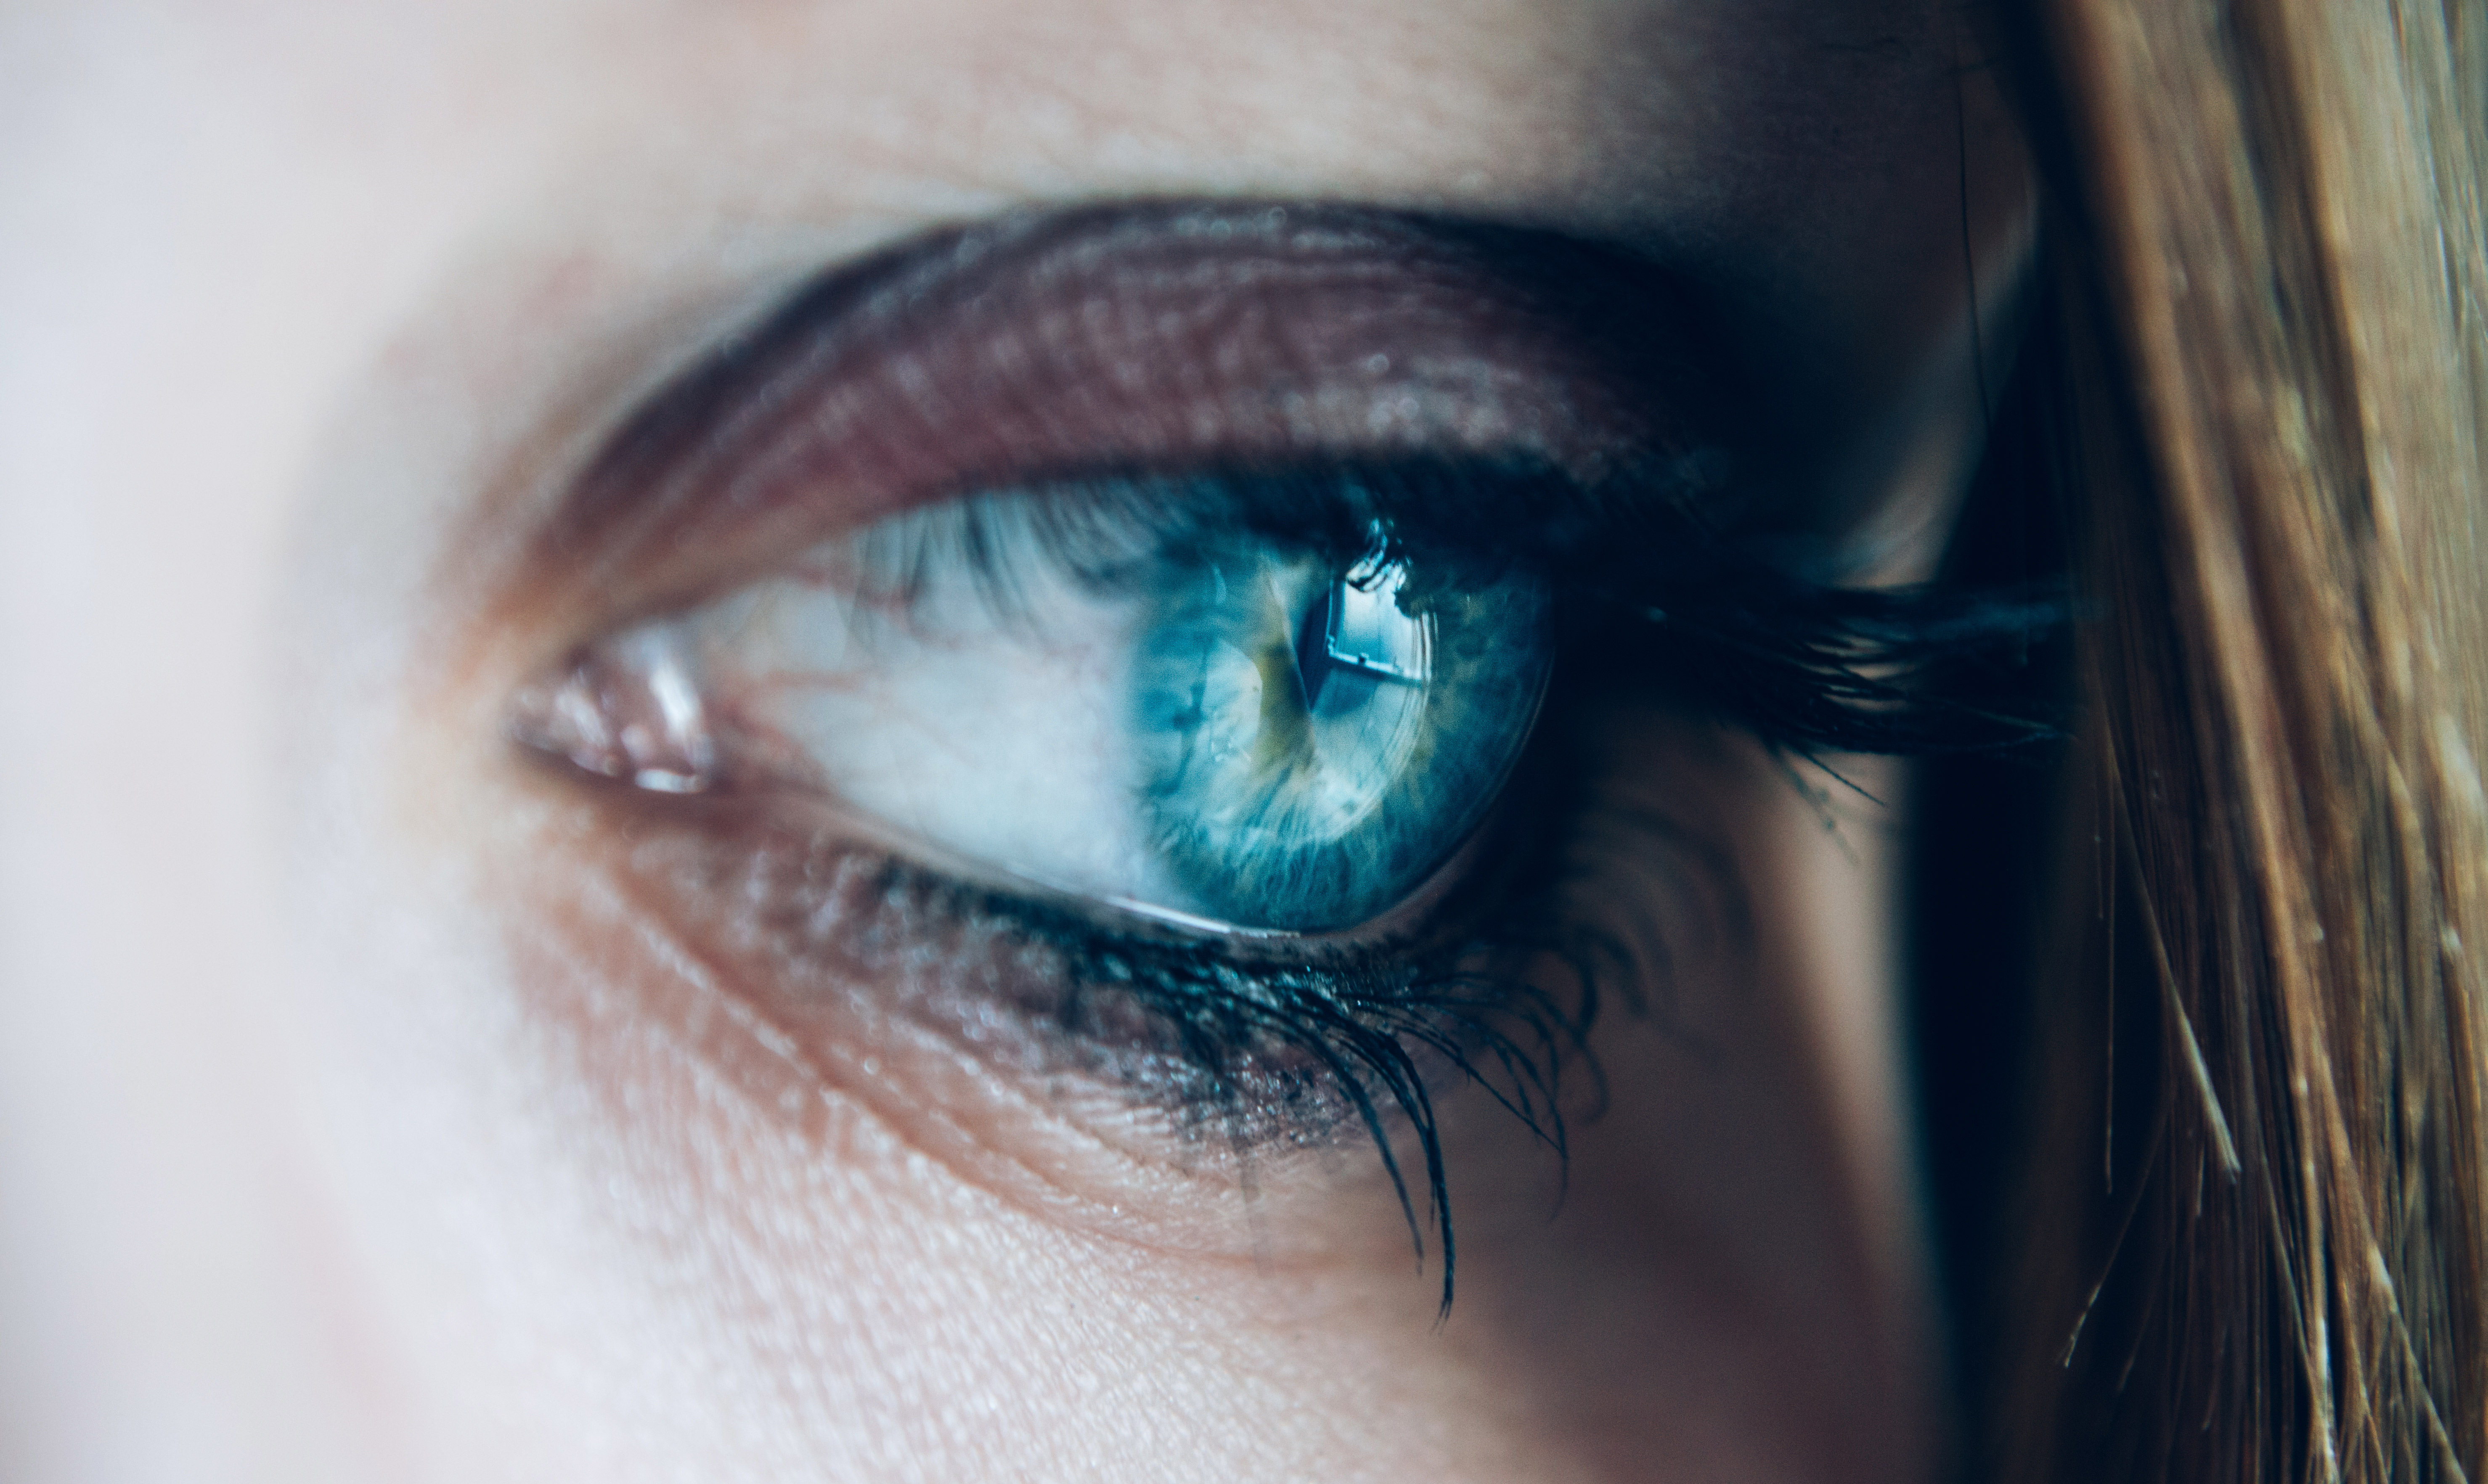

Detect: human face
0,2,2032,1481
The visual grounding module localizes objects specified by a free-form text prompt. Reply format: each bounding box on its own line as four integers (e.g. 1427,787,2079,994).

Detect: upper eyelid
485,188,2059,780
501,200,1739,645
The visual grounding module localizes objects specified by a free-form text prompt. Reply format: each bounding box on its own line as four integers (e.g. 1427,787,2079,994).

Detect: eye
481,201,2042,1301
511,478,1553,936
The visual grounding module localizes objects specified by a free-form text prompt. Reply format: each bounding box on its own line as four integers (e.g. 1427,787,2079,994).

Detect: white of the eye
638,534,1208,915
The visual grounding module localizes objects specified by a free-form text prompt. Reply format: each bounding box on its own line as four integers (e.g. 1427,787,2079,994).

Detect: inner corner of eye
507,619,720,796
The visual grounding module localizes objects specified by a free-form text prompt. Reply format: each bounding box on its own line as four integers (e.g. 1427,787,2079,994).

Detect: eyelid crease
512,200,1740,646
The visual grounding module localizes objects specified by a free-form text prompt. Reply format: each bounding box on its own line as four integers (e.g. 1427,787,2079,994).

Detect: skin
0,2,2034,1481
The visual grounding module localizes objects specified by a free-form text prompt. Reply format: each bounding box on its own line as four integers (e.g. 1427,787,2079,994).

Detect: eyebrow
524,200,1751,623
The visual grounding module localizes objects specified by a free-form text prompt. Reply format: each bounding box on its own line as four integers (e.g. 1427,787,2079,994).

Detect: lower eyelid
506,787,1480,1259
489,680,1764,1307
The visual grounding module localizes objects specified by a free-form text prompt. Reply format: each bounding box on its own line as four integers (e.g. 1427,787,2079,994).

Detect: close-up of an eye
470,206,1783,1288
13,3,2482,1482
470,199,2068,1357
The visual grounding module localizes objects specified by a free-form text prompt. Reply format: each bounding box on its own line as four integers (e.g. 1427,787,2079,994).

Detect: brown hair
1993,0,2488,1478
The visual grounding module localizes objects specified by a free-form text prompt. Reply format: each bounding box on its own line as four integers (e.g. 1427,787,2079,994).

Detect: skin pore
0,2,2034,1481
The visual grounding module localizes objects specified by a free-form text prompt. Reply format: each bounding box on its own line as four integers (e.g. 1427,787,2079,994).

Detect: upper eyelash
809,450,2067,757
835,479,1210,633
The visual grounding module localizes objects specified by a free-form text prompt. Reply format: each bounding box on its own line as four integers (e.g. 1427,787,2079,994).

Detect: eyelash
613,448,2062,1312
825,447,2065,748
881,840,1591,1319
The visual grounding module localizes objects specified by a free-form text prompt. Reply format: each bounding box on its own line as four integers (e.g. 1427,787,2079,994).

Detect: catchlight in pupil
517,479,1554,939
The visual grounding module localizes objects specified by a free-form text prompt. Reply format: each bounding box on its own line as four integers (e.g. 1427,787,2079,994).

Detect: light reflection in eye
1138,544,1437,868
513,478,1553,934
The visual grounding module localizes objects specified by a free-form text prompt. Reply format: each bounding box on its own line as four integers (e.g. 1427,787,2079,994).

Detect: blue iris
1130,530,1552,931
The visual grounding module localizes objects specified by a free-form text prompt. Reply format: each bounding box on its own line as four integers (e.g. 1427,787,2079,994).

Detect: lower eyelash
603,732,1625,1312
546,666,1761,1313
939,710,1763,1315
894,855,1587,1307
957,874,1588,1310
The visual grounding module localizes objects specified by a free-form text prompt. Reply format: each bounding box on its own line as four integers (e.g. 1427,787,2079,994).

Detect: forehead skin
0,1,2029,1482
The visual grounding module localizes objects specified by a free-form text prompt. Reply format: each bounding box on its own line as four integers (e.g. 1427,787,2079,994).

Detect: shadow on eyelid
487,201,1736,648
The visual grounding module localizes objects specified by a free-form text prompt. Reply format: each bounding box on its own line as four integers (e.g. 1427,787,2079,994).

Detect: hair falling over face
1981,2,2488,1480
